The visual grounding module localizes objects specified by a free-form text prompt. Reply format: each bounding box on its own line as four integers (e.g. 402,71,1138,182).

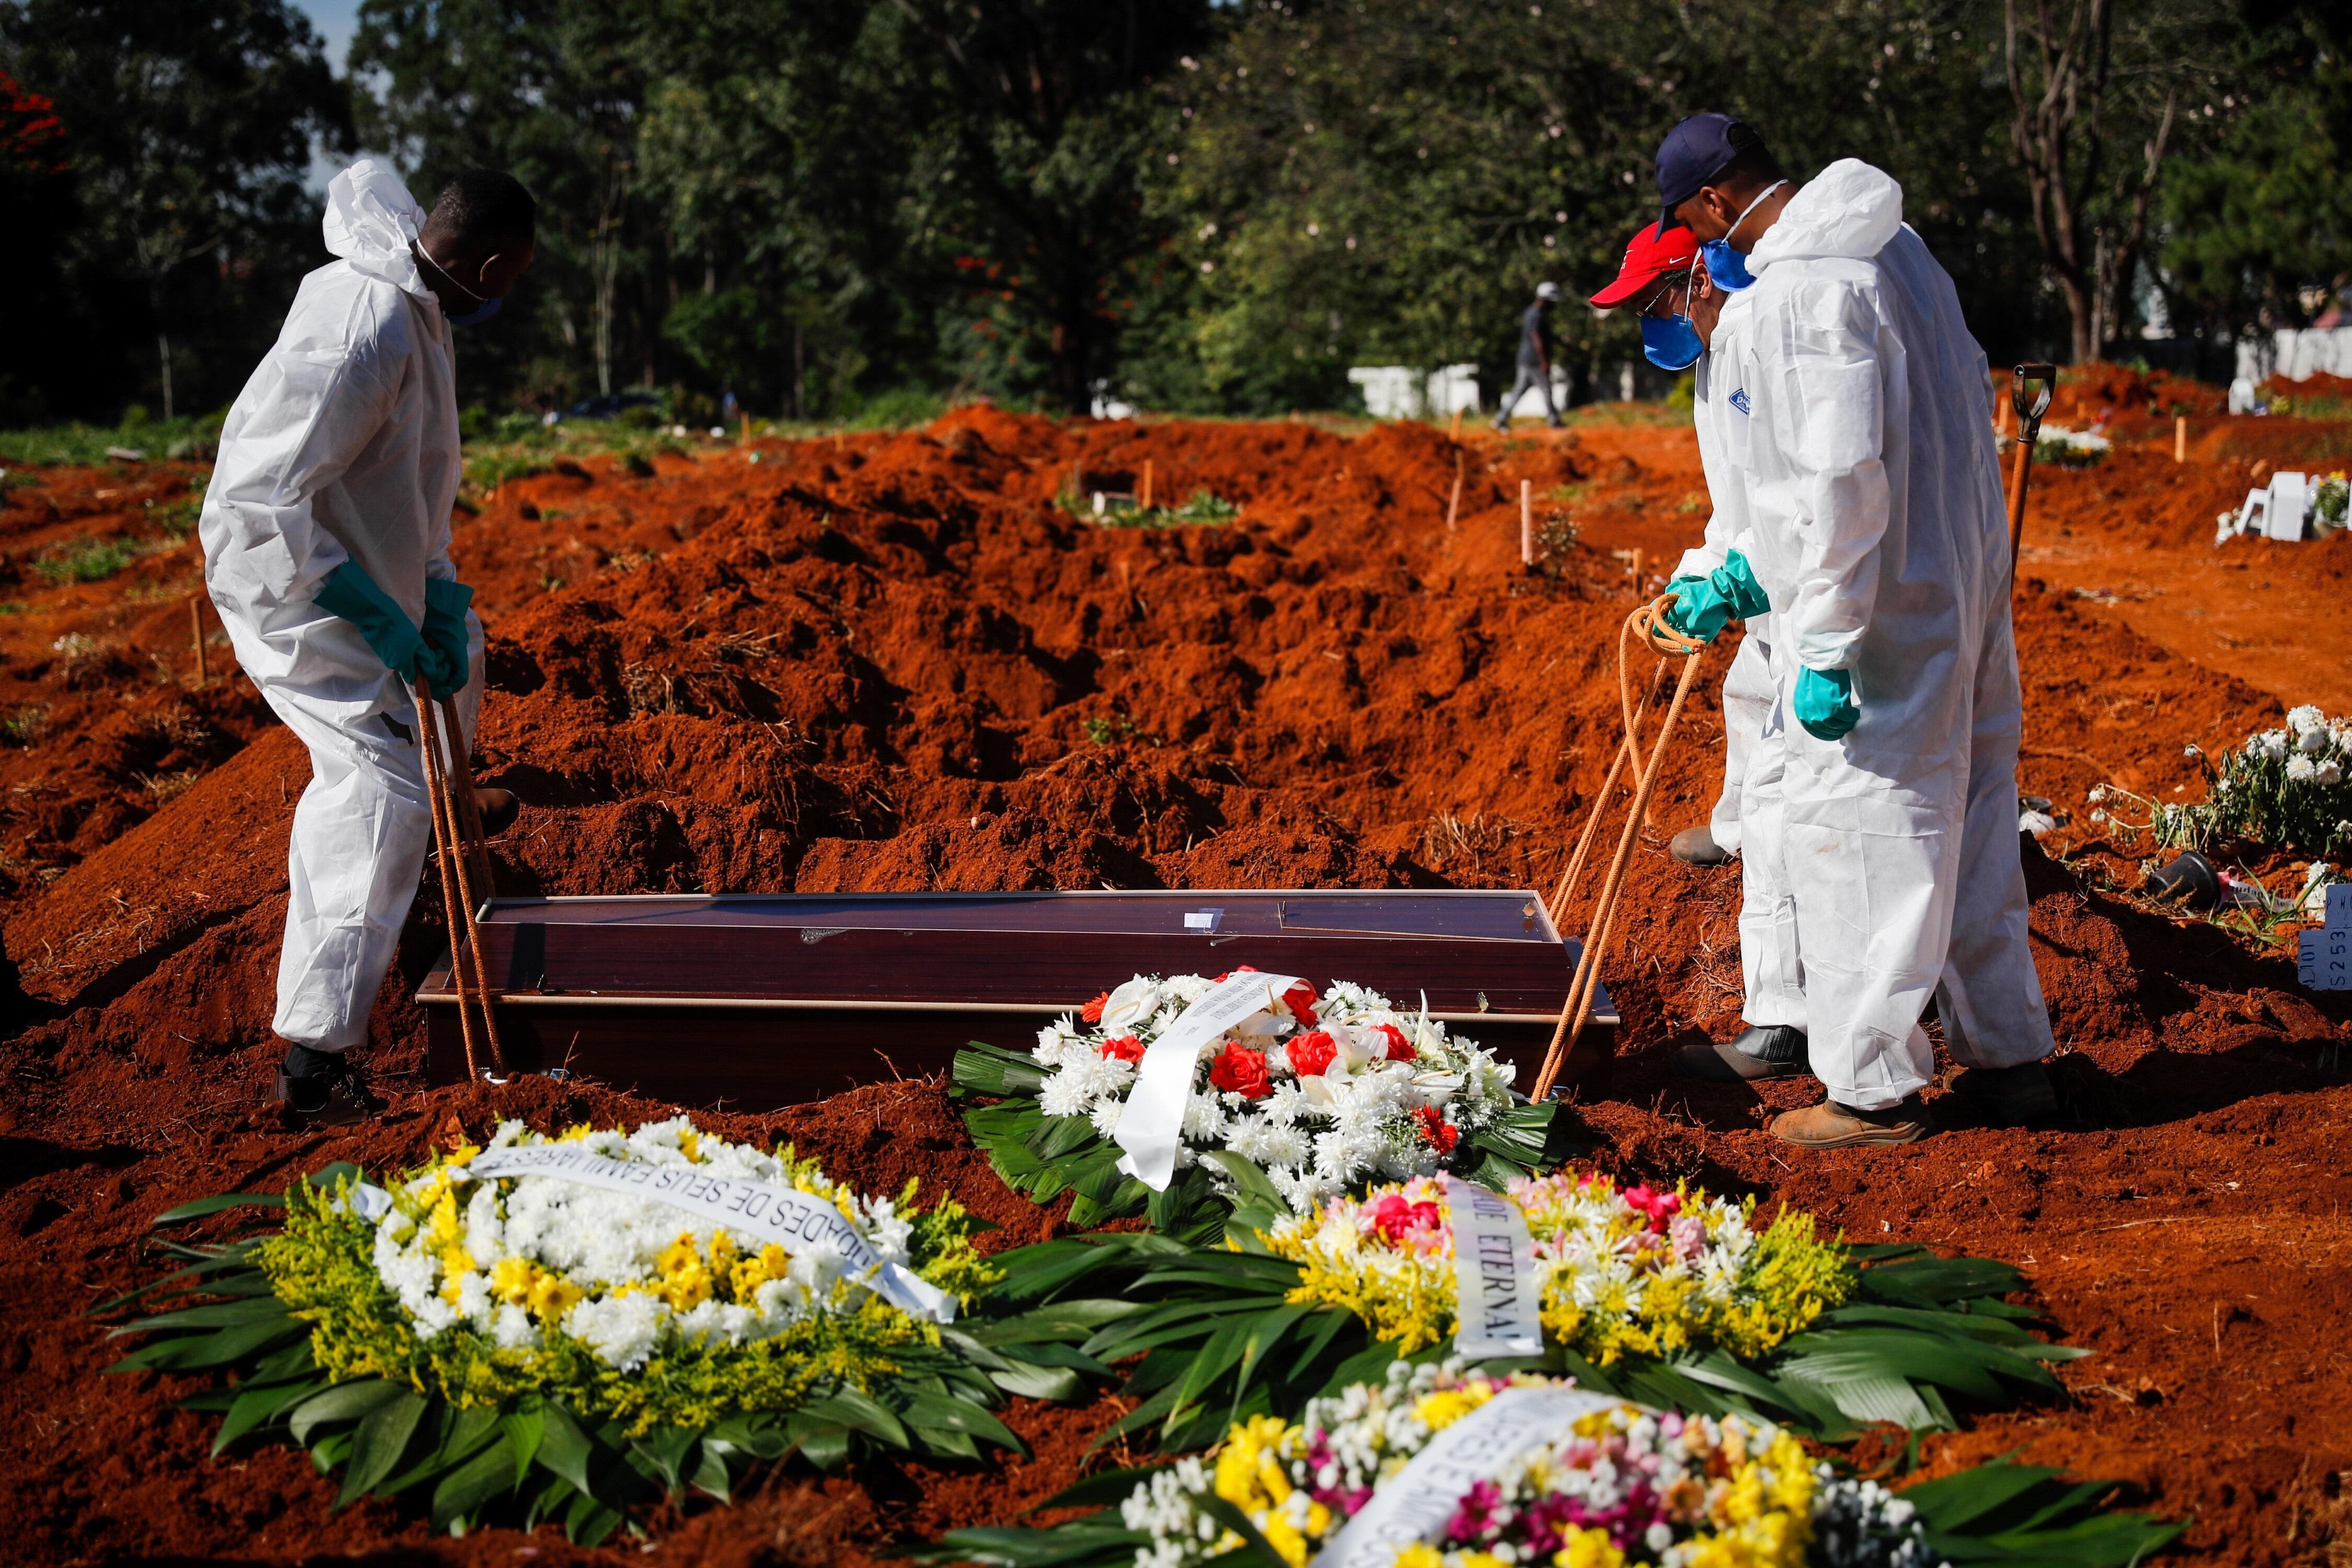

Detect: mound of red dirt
0,408,2348,1565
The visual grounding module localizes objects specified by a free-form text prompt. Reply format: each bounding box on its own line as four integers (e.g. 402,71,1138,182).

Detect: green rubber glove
1661,549,1772,644
314,560,425,681
419,577,474,695
1795,666,1859,740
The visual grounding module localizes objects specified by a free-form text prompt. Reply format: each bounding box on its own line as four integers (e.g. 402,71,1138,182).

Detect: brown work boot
1675,1024,1807,1082
1669,826,1734,866
1953,1061,2060,1124
1771,1096,1929,1149
476,787,520,837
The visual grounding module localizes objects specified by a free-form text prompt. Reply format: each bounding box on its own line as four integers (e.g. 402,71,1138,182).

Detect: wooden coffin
418,888,1616,1108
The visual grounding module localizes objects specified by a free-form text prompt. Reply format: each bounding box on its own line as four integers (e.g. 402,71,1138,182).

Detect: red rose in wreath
1098,1034,1145,1065
1374,1023,1414,1062
1368,1192,1444,1243
1287,1029,1338,1078
1207,1041,1272,1100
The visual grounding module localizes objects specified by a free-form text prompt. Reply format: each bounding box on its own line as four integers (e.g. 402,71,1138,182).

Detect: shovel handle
2006,363,2058,582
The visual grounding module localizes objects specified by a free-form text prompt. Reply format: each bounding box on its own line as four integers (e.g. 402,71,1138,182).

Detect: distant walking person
200,160,534,1126
1493,282,1566,429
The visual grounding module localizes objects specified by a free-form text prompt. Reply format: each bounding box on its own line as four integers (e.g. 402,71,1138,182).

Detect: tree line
3,0,2348,426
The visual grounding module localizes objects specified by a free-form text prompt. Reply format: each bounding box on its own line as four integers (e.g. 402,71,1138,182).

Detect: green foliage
0,412,224,467
849,388,950,430
2160,20,2352,337
0,705,46,746
0,0,352,423
148,494,203,539
2109,712,2352,858
974,1233,2079,1457
5,0,2338,433
105,1159,1103,1541
35,538,135,584
1065,488,1241,529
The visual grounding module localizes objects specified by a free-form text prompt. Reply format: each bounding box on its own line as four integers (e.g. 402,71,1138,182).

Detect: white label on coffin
1444,1174,1543,1358
1113,969,1302,1192
1306,1385,1621,1568
461,1146,959,1323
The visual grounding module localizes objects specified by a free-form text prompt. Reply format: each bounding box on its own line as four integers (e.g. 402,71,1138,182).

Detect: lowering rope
1529,594,1708,1102
413,679,506,1079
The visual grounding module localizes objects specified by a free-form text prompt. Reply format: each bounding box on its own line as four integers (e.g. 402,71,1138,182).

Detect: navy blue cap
1655,113,1765,230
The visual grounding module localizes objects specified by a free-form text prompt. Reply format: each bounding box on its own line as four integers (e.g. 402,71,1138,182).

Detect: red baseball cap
1588,221,1701,309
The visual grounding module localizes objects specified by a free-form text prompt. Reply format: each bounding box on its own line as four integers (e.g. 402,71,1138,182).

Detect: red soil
0,401,2348,1565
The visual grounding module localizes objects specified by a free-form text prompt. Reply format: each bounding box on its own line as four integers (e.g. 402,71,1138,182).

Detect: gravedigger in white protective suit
1586,216,1806,1083
200,161,534,1126
1628,116,2060,1147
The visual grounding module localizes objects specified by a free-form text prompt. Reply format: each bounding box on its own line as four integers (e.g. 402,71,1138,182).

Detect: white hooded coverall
1704,159,2054,1106
200,161,485,1052
1680,295,1804,1031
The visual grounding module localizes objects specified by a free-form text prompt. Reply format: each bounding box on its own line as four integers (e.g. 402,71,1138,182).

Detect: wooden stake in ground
1449,407,1463,443
1140,459,1154,511
187,595,206,689
2175,414,2187,463
1446,450,1464,533
1520,480,1534,568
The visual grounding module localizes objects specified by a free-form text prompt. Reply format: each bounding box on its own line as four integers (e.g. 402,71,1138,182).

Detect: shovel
2005,363,2057,581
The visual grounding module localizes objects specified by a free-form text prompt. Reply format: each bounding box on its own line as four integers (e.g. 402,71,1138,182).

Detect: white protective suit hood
321,158,435,299
1749,159,1904,272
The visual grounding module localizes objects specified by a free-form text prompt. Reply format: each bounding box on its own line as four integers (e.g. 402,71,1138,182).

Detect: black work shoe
275,1057,386,1128
1669,826,1734,866
1675,1024,1807,1082
1953,1061,2060,1124
475,787,520,837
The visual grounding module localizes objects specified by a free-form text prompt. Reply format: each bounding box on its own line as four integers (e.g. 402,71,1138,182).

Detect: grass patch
1562,400,1686,428
0,705,47,746
0,412,225,467
465,448,552,492
1067,488,1240,529
2265,388,2352,420
147,494,202,538
36,539,136,585
849,388,949,430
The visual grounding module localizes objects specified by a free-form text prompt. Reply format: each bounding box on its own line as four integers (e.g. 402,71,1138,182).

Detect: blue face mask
1642,312,1703,371
446,295,502,328
1696,179,1786,296
1700,240,1754,291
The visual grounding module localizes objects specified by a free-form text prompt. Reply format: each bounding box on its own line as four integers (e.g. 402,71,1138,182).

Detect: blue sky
293,0,363,72
291,0,368,189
